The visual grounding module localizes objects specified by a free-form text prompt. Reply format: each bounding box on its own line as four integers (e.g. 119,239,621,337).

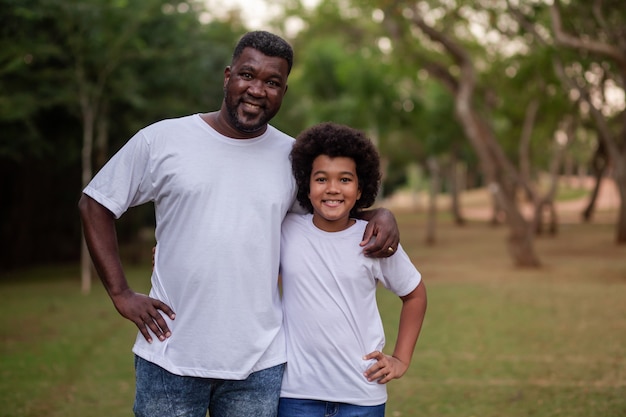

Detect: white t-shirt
279,213,422,406
84,114,297,379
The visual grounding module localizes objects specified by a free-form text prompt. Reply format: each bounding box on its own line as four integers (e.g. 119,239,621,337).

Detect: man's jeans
134,355,284,417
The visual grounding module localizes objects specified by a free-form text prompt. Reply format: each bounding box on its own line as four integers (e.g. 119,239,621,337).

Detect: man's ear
223,66,232,87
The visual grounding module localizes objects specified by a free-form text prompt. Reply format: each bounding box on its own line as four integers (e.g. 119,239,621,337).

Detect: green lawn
1,212,625,417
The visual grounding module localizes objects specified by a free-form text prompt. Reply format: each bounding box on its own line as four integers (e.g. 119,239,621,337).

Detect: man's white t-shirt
84,114,297,379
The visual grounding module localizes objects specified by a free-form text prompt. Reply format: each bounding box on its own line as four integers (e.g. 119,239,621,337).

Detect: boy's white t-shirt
84,114,297,379
279,213,422,406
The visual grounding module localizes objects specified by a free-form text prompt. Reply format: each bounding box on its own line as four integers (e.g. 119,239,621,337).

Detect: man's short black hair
233,31,293,74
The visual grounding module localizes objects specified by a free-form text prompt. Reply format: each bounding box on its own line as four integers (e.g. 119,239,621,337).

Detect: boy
279,122,428,416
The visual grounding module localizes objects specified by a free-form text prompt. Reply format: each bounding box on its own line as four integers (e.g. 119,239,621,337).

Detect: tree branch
550,0,626,70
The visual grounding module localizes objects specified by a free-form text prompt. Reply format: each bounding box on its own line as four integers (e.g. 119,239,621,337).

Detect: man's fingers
361,230,398,258
116,293,175,343
365,242,392,258
359,222,375,247
137,314,169,342
154,300,176,320
146,319,167,342
152,312,172,340
137,322,154,343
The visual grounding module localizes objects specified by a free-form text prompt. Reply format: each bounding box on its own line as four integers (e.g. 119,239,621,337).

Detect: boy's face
308,155,361,232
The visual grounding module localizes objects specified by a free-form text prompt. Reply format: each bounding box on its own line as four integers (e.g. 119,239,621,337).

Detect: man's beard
224,91,272,134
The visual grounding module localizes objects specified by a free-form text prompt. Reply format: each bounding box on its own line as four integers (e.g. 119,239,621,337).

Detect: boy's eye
340,178,352,183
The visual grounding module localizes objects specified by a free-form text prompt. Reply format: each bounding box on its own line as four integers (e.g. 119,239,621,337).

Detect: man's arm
78,194,175,343
356,208,400,258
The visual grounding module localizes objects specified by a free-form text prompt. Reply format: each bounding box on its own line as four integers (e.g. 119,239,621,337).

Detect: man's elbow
78,194,110,220
78,193,91,219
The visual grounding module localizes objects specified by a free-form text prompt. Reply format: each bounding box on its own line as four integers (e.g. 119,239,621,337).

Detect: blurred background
2,1,626,416
1,0,625,277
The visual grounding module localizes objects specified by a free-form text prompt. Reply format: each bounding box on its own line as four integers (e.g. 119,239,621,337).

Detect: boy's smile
308,155,361,232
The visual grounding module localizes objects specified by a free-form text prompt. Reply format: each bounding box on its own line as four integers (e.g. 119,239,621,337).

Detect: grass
1,208,625,417
382,210,626,417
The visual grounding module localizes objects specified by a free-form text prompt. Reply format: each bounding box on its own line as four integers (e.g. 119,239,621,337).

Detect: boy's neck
311,215,356,232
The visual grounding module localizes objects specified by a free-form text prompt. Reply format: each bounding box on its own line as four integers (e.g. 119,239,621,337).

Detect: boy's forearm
393,283,427,365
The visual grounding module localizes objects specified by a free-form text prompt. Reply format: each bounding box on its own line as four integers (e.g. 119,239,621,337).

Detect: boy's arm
363,281,427,383
356,208,400,258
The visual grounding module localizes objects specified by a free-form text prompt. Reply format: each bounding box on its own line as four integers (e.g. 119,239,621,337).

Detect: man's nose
247,79,266,96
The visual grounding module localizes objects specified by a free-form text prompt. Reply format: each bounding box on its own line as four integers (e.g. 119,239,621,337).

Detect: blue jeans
134,356,285,417
278,398,385,417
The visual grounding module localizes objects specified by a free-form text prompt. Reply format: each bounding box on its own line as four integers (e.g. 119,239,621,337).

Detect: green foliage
0,0,241,269
284,24,407,136
276,0,432,196
0,0,239,158
3,0,625,267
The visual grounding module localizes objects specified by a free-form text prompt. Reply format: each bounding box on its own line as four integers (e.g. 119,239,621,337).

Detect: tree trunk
80,101,95,295
582,143,609,222
534,201,559,236
425,157,439,245
465,115,539,266
385,5,541,267
614,168,626,243
582,168,604,222
448,154,466,226
95,101,109,171
519,99,540,202
489,188,503,226
533,117,571,235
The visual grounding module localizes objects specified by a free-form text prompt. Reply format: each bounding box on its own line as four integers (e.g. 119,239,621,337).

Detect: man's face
223,47,289,135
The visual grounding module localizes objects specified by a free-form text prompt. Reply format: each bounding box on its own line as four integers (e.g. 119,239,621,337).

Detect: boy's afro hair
290,122,381,216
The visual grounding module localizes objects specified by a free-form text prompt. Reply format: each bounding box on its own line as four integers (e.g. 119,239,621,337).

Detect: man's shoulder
143,114,198,131
267,125,295,143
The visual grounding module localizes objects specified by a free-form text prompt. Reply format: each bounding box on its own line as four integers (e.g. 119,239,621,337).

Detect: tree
548,0,626,243
276,0,420,199
378,0,541,266
506,0,626,242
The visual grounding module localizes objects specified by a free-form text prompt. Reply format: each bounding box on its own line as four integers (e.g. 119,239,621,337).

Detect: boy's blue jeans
133,355,284,417
278,398,385,417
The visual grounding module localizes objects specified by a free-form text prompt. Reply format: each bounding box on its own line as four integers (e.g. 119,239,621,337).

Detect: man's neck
200,110,267,140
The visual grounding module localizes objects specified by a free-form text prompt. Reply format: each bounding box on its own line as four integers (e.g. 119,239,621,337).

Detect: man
79,31,399,417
